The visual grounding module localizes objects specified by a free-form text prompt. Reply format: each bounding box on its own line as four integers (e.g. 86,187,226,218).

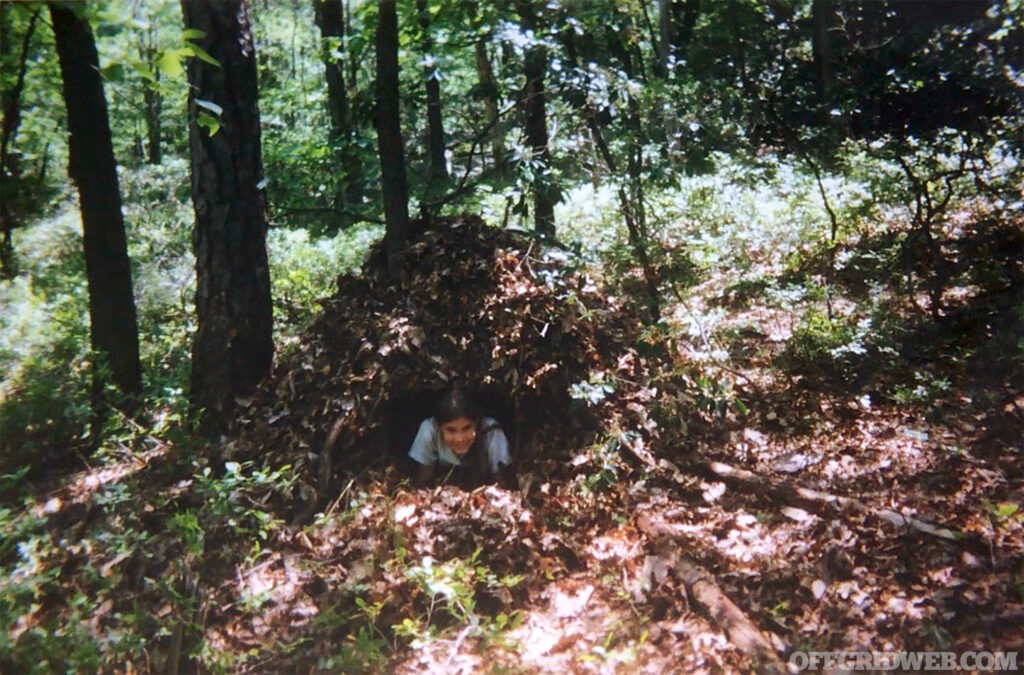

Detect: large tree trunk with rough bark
50,3,142,400
181,0,273,432
375,0,410,277
515,0,556,238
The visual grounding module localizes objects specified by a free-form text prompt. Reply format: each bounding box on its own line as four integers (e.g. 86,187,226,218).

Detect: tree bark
515,0,556,238
375,0,411,277
698,460,981,547
606,16,661,321
474,39,507,180
1,6,36,182
560,25,661,321
467,0,507,180
344,0,357,103
314,0,362,220
637,511,787,675
181,0,274,431
1,6,39,274
139,25,162,165
812,0,834,108
49,2,143,400
416,0,448,184
660,0,699,66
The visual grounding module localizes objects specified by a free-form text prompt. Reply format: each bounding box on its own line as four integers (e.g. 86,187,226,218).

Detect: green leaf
157,50,183,78
181,28,206,40
197,111,221,137
101,63,125,82
183,41,220,67
130,60,157,84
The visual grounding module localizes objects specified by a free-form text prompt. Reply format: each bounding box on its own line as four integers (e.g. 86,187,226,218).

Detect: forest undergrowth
2,161,1022,673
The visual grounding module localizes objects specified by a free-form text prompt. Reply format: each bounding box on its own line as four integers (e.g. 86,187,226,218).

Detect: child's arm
409,418,438,486
494,462,515,490
414,461,435,487
483,424,515,488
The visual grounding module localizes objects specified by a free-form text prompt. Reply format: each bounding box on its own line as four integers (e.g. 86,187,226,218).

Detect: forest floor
210,281,1022,674
4,219,1023,674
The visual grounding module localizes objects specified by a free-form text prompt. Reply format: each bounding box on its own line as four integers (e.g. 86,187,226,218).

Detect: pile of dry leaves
228,215,656,510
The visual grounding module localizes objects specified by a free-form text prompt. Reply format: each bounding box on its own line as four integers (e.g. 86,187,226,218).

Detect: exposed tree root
636,511,788,675
698,460,988,548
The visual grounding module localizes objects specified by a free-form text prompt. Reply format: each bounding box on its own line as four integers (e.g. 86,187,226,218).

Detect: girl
408,388,513,487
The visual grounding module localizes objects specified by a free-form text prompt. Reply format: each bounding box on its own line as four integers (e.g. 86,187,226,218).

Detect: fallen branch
698,460,979,546
636,511,787,675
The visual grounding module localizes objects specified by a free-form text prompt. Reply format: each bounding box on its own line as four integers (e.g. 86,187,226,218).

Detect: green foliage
786,310,866,376
891,370,952,407
0,208,94,473
317,622,387,673
983,500,1023,531
193,460,295,541
577,433,632,494
398,547,523,648
2,0,1020,670
570,377,616,407
268,224,383,338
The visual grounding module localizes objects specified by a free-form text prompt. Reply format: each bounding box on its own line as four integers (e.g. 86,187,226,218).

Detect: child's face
440,416,477,456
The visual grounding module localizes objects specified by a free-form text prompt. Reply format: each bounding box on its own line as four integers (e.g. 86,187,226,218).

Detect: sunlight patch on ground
28,445,168,517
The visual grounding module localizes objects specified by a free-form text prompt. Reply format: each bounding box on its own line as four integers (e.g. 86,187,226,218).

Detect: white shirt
408,416,511,474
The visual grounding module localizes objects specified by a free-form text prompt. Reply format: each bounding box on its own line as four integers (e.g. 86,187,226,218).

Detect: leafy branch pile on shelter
228,216,653,507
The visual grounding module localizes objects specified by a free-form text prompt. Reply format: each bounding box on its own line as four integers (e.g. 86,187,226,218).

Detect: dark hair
434,387,480,425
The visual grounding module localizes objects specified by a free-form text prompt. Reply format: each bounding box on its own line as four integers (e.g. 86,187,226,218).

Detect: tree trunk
515,0,556,238
1,6,36,182
49,3,143,400
315,0,362,222
344,0,357,104
1,6,39,275
416,0,448,184
475,38,507,180
812,0,834,106
375,0,411,278
657,0,672,69
140,26,162,165
314,0,350,141
181,0,274,431
467,0,507,180
609,16,660,322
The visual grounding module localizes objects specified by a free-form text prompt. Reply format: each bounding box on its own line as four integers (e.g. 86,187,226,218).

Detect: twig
636,510,787,675
698,460,984,548
325,478,355,517
444,624,477,669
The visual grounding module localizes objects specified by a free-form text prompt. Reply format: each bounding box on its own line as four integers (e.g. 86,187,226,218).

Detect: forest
0,0,1021,672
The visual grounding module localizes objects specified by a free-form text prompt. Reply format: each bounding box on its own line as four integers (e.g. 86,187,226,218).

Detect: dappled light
1,0,1021,671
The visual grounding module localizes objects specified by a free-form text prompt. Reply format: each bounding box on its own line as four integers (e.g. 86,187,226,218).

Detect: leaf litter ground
5,216,1022,673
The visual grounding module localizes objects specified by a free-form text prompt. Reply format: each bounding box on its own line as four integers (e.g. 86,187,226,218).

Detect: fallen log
698,460,981,546
636,511,787,675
